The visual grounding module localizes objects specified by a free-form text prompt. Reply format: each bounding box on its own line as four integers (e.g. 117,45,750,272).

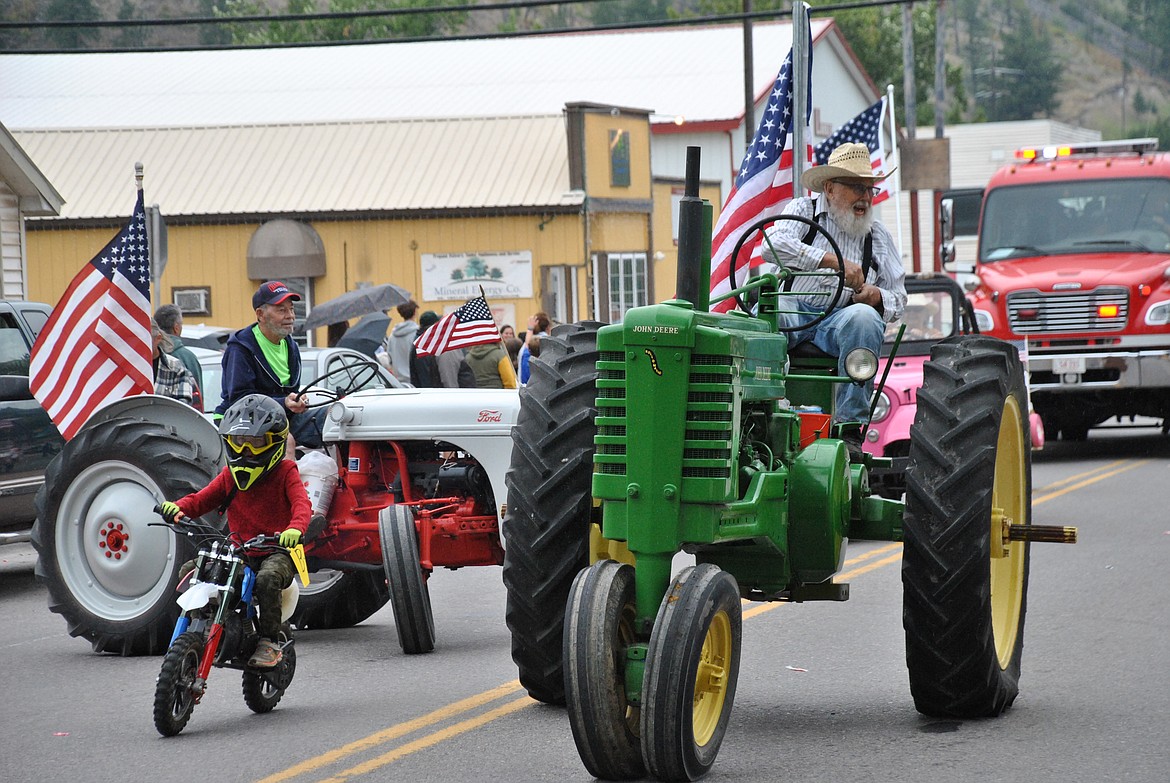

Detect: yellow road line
315,696,534,783
255,681,523,783
1034,459,1132,493
1033,459,1148,506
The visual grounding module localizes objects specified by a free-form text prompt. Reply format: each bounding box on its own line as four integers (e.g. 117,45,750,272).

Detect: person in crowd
466,339,519,389
499,324,516,341
154,303,204,398
409,311,443,388
504,337,522,372
217,281,326,450
518,312,550,385
152,318,200,410
160,394,310,668
759,142,906,459
387,300,420,384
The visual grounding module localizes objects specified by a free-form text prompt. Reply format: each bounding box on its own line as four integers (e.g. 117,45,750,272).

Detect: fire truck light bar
1016,138,1159,161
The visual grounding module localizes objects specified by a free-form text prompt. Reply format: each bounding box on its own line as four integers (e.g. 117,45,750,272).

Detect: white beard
828,200,875,238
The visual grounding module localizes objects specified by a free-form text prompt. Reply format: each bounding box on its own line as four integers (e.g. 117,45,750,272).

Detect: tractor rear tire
502,321,603,705
33,418,220,655
565,560,644,780
641,564,741,782
903,335,1031,718
290,569,389,630
379,504,435,654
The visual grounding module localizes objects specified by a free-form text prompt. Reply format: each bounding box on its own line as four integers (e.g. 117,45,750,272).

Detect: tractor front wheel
379,504,435,654
641,564,741,782
564,560,644,780
903,335,1031,717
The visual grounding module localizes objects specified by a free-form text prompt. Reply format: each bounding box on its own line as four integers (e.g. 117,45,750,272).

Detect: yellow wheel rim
990,395,1027,669
692,609,732,746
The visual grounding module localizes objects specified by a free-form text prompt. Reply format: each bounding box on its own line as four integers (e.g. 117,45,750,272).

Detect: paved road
1,426,1167,783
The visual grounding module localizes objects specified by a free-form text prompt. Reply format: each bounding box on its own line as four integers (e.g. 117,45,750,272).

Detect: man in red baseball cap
216,281,326,449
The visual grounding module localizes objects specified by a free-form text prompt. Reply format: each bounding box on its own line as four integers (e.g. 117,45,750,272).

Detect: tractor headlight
974,308,995,332
870,390,891,423
844,348,878,383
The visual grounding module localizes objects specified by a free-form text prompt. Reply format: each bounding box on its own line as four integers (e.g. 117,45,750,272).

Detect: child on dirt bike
160,393,311,668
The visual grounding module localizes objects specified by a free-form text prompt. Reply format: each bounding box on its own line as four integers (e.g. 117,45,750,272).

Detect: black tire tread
902,335,1031,718
290,569,390,630
153,631,204,736
503,321,603,705
380,505,436,654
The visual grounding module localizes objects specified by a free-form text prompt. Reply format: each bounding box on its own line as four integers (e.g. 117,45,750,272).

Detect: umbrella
304,283,412,329
335,311,390,358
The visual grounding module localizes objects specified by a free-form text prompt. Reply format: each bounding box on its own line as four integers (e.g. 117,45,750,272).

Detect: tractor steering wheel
727,213,848,333
296,358,384,409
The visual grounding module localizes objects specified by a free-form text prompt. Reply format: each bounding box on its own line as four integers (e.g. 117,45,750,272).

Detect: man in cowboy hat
759,141,907,458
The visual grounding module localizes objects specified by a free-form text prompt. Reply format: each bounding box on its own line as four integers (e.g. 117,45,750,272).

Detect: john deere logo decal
644,349,663,376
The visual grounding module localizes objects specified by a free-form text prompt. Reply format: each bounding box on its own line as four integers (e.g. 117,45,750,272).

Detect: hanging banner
421,250,533,301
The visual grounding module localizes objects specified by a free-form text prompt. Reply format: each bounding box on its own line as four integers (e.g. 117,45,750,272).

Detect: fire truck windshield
980,178,1170,262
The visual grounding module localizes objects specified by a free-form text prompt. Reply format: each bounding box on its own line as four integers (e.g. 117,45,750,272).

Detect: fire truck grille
1006,287,1128,333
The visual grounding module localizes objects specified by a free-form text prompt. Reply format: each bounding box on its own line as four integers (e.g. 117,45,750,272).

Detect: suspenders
786,199,873,293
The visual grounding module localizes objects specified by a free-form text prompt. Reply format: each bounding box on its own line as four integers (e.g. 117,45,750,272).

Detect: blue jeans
776,299,884,424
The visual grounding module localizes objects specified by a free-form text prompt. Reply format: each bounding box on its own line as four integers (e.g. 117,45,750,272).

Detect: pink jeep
864,274,1044,499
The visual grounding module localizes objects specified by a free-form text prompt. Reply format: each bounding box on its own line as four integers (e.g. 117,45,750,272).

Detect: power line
2,0,919,52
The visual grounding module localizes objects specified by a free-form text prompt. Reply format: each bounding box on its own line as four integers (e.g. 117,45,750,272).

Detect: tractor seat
788,342,836,361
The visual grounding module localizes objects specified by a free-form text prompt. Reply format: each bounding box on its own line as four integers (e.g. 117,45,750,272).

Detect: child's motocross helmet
219,394,289,490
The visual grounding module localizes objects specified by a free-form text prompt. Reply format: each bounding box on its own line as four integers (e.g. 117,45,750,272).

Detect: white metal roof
12,115,576,220
0,20,832,130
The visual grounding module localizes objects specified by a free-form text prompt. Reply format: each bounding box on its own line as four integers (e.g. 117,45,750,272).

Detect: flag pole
791,1,811,197
479,284,518,388
885,83,906,263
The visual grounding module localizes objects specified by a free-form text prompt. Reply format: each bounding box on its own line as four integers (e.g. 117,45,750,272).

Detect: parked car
864,274,1044,499
191,345,406,413
179,324,234,351
0,300,62,543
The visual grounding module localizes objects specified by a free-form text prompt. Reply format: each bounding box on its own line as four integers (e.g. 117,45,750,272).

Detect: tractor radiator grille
1006,287,1128,334
595,351,628,477
684,354,733,480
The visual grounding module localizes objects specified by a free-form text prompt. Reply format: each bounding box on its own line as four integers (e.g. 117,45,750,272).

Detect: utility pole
933,0,947,272
902,2,920,272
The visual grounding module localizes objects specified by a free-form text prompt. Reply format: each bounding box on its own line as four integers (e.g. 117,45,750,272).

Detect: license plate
1052,356,1086,375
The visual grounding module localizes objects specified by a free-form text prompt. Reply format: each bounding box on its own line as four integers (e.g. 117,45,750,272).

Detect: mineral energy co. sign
421,251,533,301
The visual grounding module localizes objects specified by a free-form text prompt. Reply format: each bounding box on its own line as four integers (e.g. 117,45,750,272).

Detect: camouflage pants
179,551,294,641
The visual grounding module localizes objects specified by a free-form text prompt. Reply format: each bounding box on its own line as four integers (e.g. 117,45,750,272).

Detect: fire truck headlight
1144,300,1170,326
974,309,995,331
870,390,892,423
845,348,878,383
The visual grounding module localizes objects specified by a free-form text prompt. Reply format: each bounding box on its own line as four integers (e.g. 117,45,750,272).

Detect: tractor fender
81,394,224,467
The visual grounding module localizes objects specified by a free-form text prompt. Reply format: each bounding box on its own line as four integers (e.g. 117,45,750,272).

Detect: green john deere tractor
501,147,1076,781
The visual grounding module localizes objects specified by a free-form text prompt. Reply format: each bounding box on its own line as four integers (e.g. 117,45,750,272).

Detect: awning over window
246,219,326,280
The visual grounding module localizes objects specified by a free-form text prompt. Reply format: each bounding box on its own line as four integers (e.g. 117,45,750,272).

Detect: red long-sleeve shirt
177,461,310,541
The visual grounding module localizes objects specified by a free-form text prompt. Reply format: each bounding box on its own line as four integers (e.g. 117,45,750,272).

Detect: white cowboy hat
800,141,896,193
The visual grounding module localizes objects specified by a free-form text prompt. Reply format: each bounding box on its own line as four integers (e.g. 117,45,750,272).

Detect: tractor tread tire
33,418,219,655
903,335,1031,718
503,321,603,705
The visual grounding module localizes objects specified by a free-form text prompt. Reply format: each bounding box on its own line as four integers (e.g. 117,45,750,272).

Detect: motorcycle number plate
1052,356,1086,375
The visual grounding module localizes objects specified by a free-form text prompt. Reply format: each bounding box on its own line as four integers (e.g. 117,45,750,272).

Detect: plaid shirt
154,349,200,410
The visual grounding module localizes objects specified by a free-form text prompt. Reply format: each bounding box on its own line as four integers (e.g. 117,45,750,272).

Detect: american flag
709,30,812,313
29,190,154,440
814,98,894,205
414,295,500,357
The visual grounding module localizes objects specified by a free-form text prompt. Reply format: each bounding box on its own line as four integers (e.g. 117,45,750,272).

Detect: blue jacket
215,325,303,416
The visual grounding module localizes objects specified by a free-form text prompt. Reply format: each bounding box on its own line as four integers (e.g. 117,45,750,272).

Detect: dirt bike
150,506,309,737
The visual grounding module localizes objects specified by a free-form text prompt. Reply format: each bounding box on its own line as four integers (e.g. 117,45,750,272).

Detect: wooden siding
0,183,25,299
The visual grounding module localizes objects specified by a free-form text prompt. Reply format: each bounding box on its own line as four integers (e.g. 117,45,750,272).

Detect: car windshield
980,177,1170,261
884,289,957,344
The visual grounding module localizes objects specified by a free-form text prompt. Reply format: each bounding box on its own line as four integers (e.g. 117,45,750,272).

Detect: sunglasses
832,180,881,198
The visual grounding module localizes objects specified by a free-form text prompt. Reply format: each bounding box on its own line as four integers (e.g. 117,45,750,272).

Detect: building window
269,277,313,347
541,265,578,325
592,252,648,323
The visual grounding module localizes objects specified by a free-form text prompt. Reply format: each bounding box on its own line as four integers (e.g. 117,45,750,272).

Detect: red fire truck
951,138,1170,441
